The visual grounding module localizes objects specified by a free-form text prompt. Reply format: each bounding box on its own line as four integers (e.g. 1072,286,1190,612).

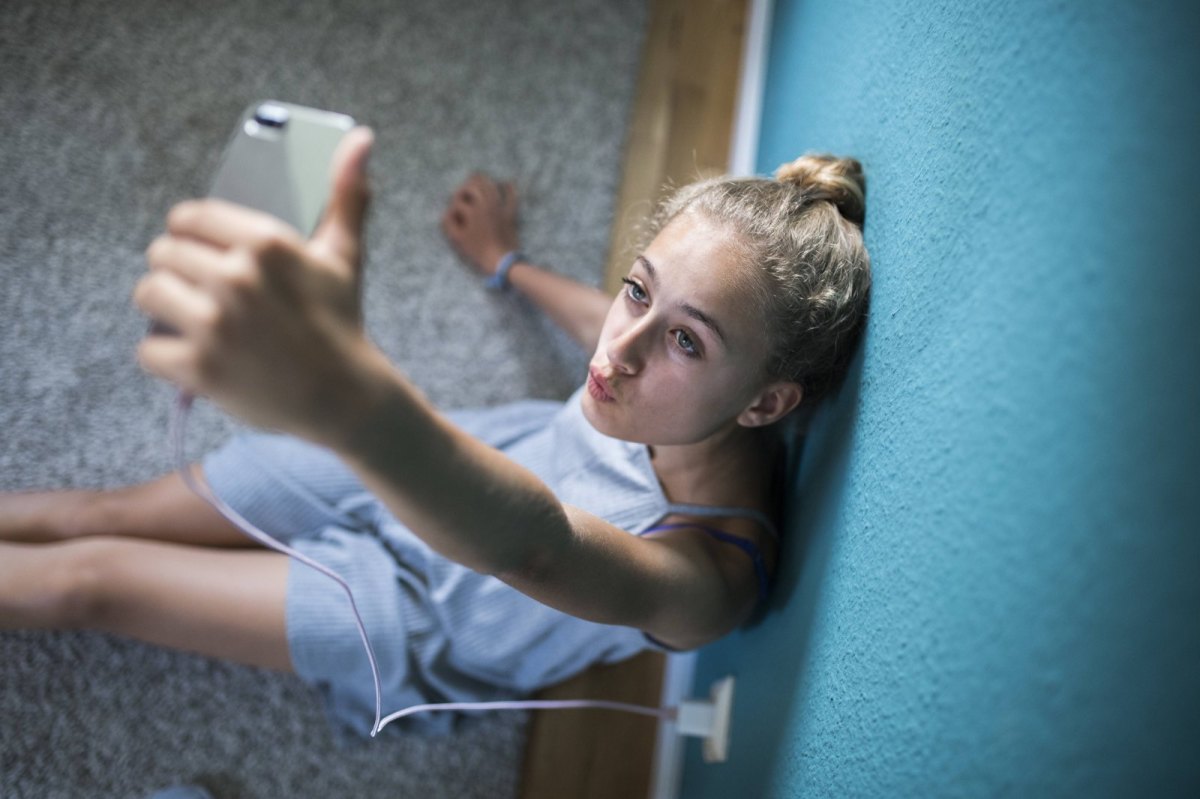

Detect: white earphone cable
169,392,675,737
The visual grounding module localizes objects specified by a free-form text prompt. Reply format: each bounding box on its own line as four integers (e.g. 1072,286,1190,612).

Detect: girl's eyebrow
636,255,728,348
636,255,658,282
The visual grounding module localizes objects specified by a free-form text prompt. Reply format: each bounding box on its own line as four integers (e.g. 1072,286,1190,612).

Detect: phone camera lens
253,104,289,129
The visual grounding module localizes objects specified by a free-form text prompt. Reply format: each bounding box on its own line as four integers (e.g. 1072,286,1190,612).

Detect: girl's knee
57,490,107,540
28,488,113,542
41,537,126,628
58,479,174,540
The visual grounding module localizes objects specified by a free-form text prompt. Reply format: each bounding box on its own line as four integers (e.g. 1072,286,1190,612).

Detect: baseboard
647,651,698,799
728,0,774,176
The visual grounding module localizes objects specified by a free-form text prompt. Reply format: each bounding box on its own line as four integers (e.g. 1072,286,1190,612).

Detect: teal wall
682,1,1200,796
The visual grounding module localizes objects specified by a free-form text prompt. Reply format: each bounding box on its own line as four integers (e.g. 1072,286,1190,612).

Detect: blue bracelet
484,250,525,291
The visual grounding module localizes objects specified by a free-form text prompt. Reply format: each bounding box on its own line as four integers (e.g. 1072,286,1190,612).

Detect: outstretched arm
332,354,755,650
442,173,613,353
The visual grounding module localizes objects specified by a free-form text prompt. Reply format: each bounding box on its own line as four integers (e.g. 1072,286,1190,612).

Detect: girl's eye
674,329,700,358
621,277,647,303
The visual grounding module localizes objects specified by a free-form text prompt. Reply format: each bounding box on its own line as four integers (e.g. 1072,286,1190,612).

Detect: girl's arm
442,173,613,353
332,346,756,650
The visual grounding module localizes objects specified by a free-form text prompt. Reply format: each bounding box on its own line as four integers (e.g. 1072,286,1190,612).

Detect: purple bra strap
639,522,770,603
661,502,780,541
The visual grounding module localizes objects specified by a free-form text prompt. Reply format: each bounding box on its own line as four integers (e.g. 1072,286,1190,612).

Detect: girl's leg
0,466,252,548
0,535,292,671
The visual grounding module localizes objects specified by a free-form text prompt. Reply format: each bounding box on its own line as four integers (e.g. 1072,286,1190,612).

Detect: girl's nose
605,320,648,375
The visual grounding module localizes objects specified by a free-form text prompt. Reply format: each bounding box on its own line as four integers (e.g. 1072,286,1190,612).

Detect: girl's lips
587,367,615,402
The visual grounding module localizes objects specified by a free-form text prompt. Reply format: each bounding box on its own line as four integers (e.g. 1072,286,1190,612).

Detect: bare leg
0,467,252,548
0,536,291,671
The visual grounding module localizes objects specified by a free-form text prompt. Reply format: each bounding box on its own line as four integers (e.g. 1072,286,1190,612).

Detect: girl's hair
650,154,872,405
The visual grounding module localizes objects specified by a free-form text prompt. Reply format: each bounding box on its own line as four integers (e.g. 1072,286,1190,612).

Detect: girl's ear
737,381,804,428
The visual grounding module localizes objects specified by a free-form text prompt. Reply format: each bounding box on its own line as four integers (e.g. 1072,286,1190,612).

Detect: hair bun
774,154,866,227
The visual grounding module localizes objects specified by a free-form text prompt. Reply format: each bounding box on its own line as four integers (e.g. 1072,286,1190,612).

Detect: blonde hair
650,154,872,405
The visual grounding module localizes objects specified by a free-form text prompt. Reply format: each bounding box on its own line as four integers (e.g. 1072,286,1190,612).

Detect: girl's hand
134,127,379,445
441,172,520,276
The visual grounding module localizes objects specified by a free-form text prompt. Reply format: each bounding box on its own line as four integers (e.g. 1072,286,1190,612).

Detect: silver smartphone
209,101,356,237
148,101,355,336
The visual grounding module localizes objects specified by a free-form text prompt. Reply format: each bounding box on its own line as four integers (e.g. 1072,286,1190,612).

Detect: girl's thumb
311,126,374,270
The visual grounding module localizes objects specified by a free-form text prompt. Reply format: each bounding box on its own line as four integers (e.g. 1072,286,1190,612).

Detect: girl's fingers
133,270,218,338
167,198,301,251
150,214,310,309
309,126,374,271
146,234,226,285
446,192,469,218
442,208,465,234
136,332,200,390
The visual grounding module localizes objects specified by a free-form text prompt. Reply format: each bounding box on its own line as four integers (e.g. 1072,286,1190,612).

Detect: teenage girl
0,128,871,734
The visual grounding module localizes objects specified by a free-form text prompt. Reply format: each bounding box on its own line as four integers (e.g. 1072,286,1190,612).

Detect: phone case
209,101,356,237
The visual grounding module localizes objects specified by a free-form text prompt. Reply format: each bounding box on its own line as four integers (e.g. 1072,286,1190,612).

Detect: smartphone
209,101,356,237
148,101,355,335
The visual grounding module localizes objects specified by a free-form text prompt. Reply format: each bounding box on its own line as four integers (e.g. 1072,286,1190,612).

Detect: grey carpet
0,0,646,796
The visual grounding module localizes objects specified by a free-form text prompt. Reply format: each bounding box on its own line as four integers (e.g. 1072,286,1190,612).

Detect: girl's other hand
134,127,380,445
441,172,520,276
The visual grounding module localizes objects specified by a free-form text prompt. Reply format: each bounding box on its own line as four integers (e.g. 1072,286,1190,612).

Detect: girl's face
582,211,776,446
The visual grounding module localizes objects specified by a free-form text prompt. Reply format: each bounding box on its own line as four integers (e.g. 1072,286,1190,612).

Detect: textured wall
683,1,1200,796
